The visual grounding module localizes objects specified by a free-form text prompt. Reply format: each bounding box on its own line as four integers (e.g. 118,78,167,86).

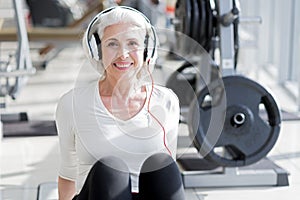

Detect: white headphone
83,6,158,64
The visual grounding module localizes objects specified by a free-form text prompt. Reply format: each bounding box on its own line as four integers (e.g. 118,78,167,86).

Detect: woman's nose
118,46,130,60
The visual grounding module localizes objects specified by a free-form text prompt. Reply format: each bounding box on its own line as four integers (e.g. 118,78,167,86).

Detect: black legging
74,153,186,200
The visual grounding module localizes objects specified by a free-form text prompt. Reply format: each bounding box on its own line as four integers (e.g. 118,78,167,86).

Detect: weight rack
176,0,289,188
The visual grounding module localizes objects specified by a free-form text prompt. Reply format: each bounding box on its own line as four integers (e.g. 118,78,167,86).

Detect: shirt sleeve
55,91,78,181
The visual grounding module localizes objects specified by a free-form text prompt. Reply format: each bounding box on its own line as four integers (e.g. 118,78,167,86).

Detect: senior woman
55,6,185,200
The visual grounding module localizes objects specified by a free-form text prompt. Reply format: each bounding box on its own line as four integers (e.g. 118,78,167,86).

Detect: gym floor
0,44,300,200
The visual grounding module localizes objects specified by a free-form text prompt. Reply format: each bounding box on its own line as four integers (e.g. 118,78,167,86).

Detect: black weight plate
166,62,197,107
188,75,281,167
191,0,200,41
175,0,192,37
203,0,214,51
197,0,207,48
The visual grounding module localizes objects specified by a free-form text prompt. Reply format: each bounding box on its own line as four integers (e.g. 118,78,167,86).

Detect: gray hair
95,6,152,40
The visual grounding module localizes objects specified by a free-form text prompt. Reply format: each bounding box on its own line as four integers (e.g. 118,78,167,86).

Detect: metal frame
0,0,35,100
0,0,35,137
218,0,236,76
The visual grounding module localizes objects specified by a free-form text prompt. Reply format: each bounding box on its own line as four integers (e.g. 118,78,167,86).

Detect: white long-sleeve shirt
55,80,180,193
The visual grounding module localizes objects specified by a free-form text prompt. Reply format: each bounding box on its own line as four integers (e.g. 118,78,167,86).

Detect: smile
113,62,133,70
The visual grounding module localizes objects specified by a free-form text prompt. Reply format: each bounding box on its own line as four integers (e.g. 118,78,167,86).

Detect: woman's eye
128,41,139,48
107,42,119,48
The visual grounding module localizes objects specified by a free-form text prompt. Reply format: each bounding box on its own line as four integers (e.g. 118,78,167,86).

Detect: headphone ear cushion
89,33,101,61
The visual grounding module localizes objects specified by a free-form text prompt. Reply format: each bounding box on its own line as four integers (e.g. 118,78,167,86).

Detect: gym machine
167,0,289,188
0,0,36,137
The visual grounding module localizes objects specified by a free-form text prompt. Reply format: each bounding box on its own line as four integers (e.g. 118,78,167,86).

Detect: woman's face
101,23,146,81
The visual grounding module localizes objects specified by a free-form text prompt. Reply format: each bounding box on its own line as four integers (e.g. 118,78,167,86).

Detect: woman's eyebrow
103,37,142,44
103,38,118,43
126,38,139,41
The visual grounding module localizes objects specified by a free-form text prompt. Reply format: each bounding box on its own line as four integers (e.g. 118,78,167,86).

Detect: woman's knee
79,156,132,200
139,153,185,200
140,153,175,173
89,156,131,184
